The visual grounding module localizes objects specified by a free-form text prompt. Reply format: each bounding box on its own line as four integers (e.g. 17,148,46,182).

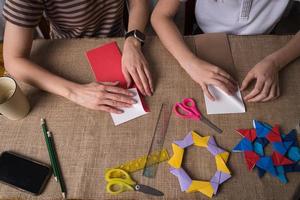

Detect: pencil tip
41,118,45,124
62,192,66,199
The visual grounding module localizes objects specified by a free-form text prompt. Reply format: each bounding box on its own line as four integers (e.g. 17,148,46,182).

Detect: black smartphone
0,151,52,195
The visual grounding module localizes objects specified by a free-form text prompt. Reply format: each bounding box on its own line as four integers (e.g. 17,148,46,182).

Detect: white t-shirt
180,0,291,35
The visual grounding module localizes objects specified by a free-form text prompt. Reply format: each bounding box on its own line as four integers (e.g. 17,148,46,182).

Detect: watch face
134,30,145,41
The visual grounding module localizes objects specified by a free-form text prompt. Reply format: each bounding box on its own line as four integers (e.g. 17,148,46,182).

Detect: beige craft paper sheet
0,34,299,200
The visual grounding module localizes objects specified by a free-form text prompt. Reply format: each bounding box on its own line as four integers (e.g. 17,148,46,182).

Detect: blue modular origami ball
232,120,300,184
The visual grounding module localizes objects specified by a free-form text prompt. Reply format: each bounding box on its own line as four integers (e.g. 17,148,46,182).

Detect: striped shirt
3,0,125,39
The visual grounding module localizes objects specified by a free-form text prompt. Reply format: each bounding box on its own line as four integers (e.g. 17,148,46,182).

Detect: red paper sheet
86,41,127,88
86,41,149,112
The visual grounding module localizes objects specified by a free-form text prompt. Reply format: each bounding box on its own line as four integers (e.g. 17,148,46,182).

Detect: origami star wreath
168,131,231,198
232,120,300,183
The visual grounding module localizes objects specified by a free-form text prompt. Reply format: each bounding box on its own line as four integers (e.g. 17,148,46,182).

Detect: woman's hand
241,56,280,102
68,82,136,113
122,37,153,96
185,58,237,101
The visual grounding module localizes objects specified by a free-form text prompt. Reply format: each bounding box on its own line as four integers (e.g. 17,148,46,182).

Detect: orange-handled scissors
174,98,222,134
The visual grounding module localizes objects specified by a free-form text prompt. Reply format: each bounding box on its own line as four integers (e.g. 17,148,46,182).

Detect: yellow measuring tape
106,149,169,173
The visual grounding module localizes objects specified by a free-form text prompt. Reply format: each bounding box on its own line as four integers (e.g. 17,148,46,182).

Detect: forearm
127,0,149,32
4,57,76,99
3,22,77,100
151,12,200,71
268,31,300,70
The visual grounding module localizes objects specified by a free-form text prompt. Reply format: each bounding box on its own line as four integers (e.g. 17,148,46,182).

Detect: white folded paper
204,85,246,114
111,88,148,125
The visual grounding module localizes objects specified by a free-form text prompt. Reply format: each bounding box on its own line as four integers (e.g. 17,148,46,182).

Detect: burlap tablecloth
0,33,299,200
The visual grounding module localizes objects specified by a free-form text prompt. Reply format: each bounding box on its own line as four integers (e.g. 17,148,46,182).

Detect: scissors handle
182,98,197,107
105,168,136,194
105,169,135,183
106,180,134,194
173,98,200,121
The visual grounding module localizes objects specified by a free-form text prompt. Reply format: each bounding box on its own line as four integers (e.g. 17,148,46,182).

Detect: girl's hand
68,82,136,113
186,58,237,101
241,57,280,102
122,37,153,96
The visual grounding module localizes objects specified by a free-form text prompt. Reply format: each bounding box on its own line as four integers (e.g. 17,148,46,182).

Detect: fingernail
130,92,135,96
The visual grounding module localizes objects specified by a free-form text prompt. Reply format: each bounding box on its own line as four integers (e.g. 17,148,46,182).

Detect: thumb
241,72,254,91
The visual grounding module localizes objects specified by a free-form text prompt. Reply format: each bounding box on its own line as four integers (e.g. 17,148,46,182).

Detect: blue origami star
232,120,300,184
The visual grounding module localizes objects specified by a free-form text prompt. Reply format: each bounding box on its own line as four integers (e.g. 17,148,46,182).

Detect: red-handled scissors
173,98,222,134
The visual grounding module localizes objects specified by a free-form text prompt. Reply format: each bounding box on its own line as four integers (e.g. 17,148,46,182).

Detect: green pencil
41,118,58,181
47,131,67,199
41,118,67,199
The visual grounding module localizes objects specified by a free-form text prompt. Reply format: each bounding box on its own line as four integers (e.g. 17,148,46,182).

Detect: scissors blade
200,116,223,134
135,184,164,196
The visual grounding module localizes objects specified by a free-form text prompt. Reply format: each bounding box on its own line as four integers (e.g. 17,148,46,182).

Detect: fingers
96,82,136,106
244,78,264,100
136,65,152,96
105,92,136,105
101,81,119,86
96,105,123,114
144,66,154,94
262,83,277,102
101,99,132,108
122,68,132,88
241,72,255,91
211,79,234,96
201,84,215,101
129,68,147,96
213,75,237,94
216,69,237,85
247,81,272,102
104,85,134,97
